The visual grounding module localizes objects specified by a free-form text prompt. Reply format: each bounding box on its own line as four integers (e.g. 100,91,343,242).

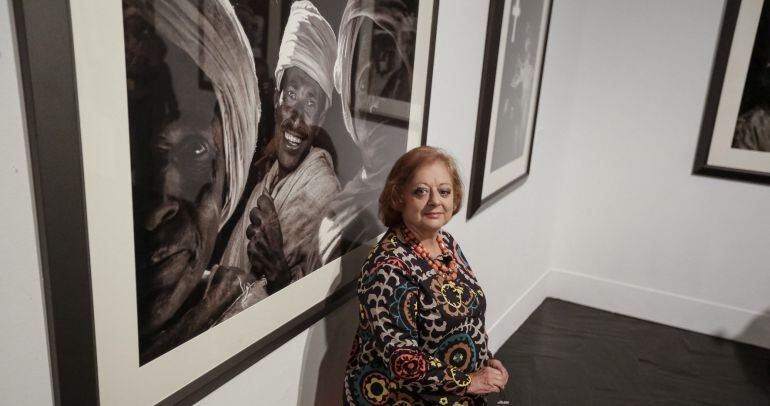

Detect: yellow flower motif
452,401,471,406
364,376,389,403
429,356,443,367
441,282,462,308
439,397,449,405
450,368,471,387
430,278,474,317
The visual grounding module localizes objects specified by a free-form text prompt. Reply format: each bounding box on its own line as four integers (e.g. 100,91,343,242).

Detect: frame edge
11,0,100,404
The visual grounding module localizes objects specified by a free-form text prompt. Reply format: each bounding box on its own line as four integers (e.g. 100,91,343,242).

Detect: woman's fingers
486,368,506,390
467,365,510,395
488,359,509,384
481,367,504,391
484,382,501,393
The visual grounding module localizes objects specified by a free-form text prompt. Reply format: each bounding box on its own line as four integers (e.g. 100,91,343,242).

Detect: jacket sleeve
358,256,472,396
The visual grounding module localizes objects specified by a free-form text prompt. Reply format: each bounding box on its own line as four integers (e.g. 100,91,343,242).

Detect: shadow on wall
733,308,770,397
296,247,364,406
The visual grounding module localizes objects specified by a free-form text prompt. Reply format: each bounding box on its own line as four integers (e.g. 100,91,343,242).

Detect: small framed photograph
468,0,553,218
694,0,770,184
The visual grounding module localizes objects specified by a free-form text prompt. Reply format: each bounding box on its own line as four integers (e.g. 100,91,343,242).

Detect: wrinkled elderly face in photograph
132,115,225,339
274,66,328,173
127,25,225,339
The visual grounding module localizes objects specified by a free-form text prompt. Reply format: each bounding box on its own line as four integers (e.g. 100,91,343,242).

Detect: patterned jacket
344,227,490,405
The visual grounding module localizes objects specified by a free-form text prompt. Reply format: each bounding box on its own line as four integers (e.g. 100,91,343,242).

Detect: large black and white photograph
125,0,429,364
468,0,551,218
23,0,437,403
695,0,770,183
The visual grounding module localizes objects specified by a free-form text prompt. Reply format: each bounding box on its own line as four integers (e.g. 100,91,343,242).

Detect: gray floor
487,299,770,406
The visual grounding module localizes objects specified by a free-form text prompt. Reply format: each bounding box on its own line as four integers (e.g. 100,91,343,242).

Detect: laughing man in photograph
217,0,340,318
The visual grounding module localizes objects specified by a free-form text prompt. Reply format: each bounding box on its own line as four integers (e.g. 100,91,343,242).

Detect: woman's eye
413,187,428,197
287,90,296,99
439,190,451,197
307,99,316,108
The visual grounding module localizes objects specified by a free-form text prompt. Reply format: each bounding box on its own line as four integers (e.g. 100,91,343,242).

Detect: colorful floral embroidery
389,283,419,336
450,368,471,387
429,355,443,368
390,348,429,381
442,367,472,393
431,279,475,317
437,333,478,371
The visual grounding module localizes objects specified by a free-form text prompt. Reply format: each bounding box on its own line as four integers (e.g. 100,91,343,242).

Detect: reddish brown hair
378,146,463,227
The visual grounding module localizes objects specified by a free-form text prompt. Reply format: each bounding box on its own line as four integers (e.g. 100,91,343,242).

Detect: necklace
402,226,458,281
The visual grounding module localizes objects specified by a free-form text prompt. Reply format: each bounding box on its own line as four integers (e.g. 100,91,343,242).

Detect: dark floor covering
486,299,770,406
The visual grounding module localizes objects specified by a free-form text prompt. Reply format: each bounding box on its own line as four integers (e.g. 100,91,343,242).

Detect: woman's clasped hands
467,359,509,395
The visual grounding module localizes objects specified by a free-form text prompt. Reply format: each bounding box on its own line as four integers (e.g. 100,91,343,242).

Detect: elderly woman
344,146,509,405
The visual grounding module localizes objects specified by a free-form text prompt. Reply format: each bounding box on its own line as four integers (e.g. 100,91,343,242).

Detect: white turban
334,0,416,147
130,0,261,229
275,1,337,108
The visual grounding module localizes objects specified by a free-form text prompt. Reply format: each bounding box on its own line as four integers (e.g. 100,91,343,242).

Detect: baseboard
486,271,549,353
547,268,770,350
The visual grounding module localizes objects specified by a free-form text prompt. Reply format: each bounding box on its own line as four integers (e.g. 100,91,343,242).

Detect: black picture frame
694,0,770,184
12,0,439,404
468,0,553,219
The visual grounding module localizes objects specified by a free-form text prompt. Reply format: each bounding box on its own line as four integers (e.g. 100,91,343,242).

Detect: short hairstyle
378,146,464,227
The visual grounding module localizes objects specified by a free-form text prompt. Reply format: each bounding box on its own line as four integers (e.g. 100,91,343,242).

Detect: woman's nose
428,189,441,205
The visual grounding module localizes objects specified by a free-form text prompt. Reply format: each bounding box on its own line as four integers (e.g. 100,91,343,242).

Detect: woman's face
400,160,455,238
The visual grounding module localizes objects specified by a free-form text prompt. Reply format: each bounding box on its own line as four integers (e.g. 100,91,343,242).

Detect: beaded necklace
402,226,458,281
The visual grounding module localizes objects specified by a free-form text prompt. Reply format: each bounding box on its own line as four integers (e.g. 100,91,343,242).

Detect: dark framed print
14,0,437,404
695,0,770,183
468,0,552,218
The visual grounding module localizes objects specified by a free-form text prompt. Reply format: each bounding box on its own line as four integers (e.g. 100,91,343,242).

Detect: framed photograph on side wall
14,0,438,404
695,0,770,184
468,0,552,218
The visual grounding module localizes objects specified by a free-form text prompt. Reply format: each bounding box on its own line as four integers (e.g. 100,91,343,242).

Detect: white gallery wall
545,0,770,349
2,0,769,405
